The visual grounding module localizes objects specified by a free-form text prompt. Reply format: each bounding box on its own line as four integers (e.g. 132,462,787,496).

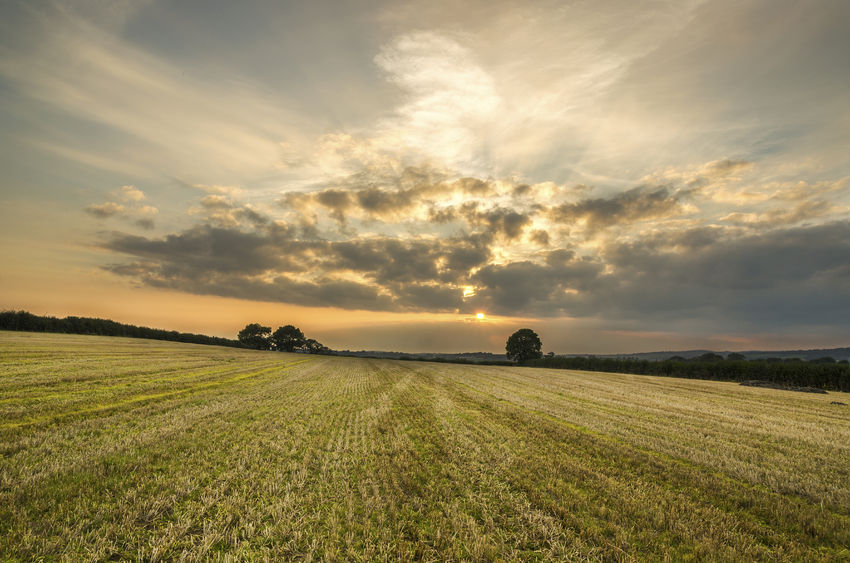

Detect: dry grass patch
1,331,849,560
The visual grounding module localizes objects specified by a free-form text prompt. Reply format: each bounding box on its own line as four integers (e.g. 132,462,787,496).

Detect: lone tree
506,328,543,364
238,323,272,350
272,325,306,352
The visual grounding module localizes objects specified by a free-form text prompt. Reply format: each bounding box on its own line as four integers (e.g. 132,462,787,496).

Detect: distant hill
592,347,850,362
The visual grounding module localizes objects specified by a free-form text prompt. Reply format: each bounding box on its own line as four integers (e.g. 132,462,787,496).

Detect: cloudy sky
1,0,849,353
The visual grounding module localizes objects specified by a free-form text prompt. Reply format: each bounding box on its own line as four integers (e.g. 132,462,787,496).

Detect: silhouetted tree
506,328,543,364
272,325,305,352
303,338,327,354
726,353,746,361
238,323,272,350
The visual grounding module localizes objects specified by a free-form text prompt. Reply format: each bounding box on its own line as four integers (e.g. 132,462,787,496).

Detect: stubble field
1,331,849,561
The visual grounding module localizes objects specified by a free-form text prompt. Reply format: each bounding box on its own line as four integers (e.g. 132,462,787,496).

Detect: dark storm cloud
459,221,850,328
236,206,270,227
99,217,850,327
103,225,312,275
99,222,487,312
606,221,850,291
469,254,605,314
548,185,685,232
325,233,492,286
529,229,550,246
427,206,458,224
453,177,493,195
113,266,398,311
314,188,355,222
666,226,726,251
315,189,354,210
280,167,501,223
194,195,270,228
329,238,442,284
355,186,419,216
281,184,420,222
391,283,465,311
85,202,125,218
592,221,850,325
85,197,158,229
442,233,492,275
135,218,155,230
459,205,533,239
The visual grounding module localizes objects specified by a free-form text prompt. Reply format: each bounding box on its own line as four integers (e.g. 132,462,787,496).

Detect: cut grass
1,331,849,560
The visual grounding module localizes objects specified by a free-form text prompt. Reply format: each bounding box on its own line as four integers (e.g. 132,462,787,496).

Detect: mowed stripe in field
1,332,849,561
0,359,312,429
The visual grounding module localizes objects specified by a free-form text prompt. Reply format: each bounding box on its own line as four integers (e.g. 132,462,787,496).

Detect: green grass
1,331,849,561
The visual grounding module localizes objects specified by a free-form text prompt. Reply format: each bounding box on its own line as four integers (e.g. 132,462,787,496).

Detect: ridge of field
1,331,849,561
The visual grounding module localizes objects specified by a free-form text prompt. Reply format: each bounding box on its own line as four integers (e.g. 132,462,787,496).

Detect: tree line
0,311,332,355
0,310,241,348
526,352,850,392
505,327,849,391
237,323,328,354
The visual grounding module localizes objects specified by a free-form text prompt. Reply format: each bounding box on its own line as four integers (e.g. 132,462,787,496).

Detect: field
1,332,849,561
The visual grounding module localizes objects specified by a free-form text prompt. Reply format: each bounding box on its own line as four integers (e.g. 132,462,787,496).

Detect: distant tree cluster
237,323,328,354
0,310,240,348
528,354,850,392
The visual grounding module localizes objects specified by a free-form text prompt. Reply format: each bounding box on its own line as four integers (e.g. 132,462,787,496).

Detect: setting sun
476,312,485,320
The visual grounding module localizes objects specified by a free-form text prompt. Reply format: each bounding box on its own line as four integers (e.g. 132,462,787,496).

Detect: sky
1,0,849,354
